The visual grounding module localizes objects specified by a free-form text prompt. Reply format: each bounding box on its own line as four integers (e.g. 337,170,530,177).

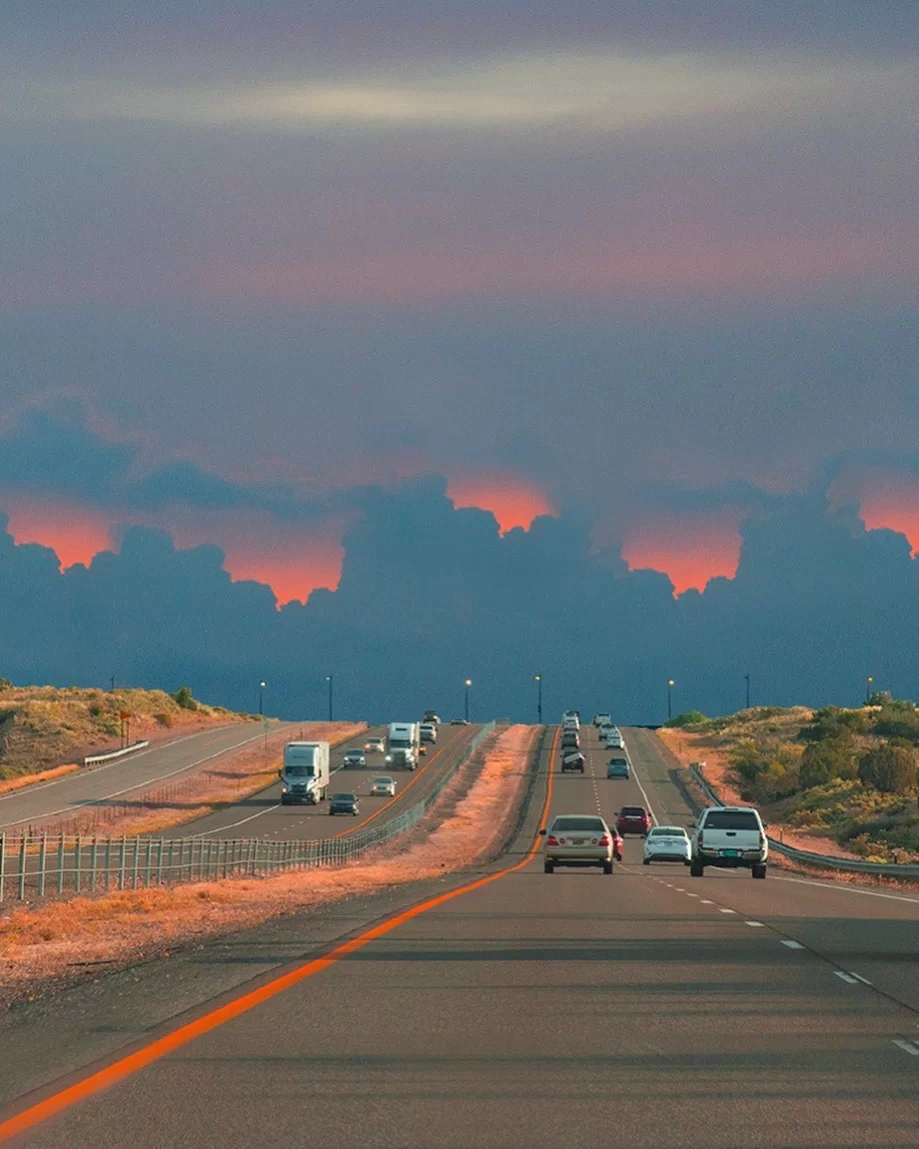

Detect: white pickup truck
690,805,768,878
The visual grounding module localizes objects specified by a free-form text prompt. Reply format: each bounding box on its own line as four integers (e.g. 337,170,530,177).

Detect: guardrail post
57,834,65,894
74,835,82,894
157,840,165,885
119,836,127,891
37,835,47,898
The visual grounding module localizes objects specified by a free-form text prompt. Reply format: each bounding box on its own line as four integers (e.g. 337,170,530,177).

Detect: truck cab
279,741,330,805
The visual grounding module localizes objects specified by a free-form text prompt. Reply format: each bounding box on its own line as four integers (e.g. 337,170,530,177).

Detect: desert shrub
172,686,198,711
154,712,174,727
0,678,12,691
665,710,709,728
799,707,868,743
858,743,919,795
871,706,919,743
798,732,857,789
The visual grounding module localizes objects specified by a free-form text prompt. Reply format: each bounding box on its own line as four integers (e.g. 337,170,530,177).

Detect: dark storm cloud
3,480,919,721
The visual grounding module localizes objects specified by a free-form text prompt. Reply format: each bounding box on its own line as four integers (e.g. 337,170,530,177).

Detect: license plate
721,848,739,857
573,837,585,845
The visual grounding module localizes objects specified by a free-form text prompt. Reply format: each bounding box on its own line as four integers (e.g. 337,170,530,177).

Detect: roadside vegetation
660,694,919,862
0,682,247,783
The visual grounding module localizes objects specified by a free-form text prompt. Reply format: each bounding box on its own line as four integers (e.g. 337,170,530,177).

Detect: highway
1,723,917,1146
179,722,479,843
0,721,295,832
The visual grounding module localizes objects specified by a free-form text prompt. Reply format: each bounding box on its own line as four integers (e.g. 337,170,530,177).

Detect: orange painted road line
334,725,477,838
0,726,556,1145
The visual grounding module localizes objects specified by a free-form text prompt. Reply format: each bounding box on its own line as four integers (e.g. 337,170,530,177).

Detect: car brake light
546,835,560,846
598,835,610,846
697,831,704,846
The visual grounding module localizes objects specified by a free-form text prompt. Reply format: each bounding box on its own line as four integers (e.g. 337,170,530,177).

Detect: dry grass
0,725,539,1005
0,684,250,782
0,762,79,796
21,722,366,840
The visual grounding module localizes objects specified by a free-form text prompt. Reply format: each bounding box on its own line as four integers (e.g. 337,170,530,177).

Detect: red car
617,805,651,837
611,827,624,861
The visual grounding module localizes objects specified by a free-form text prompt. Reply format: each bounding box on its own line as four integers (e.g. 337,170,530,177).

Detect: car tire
690,859,704,877
603,861,613,875
752,862,767,879
544,860,554,874
642,858,650,865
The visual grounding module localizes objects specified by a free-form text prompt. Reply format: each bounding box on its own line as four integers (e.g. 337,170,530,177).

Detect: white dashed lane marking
781,940,805,949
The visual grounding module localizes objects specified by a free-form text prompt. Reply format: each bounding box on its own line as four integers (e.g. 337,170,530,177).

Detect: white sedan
643,825,691,865
370,775,396,797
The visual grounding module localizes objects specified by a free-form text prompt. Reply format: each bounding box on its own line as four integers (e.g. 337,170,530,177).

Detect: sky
1,4,918,720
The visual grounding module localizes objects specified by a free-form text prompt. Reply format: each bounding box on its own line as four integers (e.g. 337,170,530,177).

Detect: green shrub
798,732,857,789
871,706,919,743
665,710,709,728
172,686,198,711
858,743,918,795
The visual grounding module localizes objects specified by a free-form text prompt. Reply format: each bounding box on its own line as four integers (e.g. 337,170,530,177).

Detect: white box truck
386,722,420,770
279,741,330,805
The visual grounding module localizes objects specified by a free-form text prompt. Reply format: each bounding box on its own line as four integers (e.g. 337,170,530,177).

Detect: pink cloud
447,474,556,534
619,509,744,594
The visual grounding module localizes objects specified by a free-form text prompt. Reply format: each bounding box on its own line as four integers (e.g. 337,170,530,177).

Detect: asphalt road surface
0,722,296,832
2,723,918,1147
179,722,479,843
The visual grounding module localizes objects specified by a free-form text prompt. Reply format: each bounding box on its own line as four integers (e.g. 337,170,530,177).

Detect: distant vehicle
540,814,614,874
343,748,366,768
593,713,612,727
422,711,441,725
561,729,580,750
419,723,438,743
329,792,359,816
279,742,330,805
617,806,652,837
598,723,615,738
364,737,385,753
643,826,691,865
388,721,420,757
562,711,580,728
370,776,396,797
605,732,624,749
450,718,469,725
386,747,417,770
561,751,586,773
606,757,630,779
690,806,768,878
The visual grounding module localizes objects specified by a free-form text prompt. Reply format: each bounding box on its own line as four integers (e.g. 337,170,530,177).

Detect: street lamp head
464,678,472,687
259,681,266,688
534,674,541,682
667,679,675,687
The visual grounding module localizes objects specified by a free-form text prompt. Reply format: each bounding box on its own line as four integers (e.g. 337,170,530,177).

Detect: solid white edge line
772,875,919,906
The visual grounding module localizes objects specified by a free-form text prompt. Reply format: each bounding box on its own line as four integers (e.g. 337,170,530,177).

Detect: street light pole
865,675,873,705
258,680,265,717
464,678,472,723
667,679,675,722
535,674,543,725
326,674,334,722
744,674,751,709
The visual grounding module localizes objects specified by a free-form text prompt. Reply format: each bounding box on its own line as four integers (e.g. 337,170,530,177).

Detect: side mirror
538,828,547,836
278,769,283,778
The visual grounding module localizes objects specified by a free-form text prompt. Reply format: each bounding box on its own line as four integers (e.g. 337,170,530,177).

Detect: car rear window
620,806,646,816
650,826,686,837
702,810,760,830
552,816,605,832
609,758,628,765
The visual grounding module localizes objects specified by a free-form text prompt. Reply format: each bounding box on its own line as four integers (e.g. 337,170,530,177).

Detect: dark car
329,792,360,816
617,805,651,837
561,751,586,773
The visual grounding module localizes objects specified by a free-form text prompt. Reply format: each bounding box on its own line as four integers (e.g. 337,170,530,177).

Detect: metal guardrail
83,741,150,766
687,763,919,879
0,722,497,904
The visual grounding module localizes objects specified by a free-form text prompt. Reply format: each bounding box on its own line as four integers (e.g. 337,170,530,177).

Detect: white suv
690,806,768,879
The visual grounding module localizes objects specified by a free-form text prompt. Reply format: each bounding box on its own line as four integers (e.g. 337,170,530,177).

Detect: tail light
546,835,560,846
598,835,610,846
697,831,704,846
758,832,765,847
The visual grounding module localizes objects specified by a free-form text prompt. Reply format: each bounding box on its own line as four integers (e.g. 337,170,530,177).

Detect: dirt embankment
0,685,253,783
0,725,540,1008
